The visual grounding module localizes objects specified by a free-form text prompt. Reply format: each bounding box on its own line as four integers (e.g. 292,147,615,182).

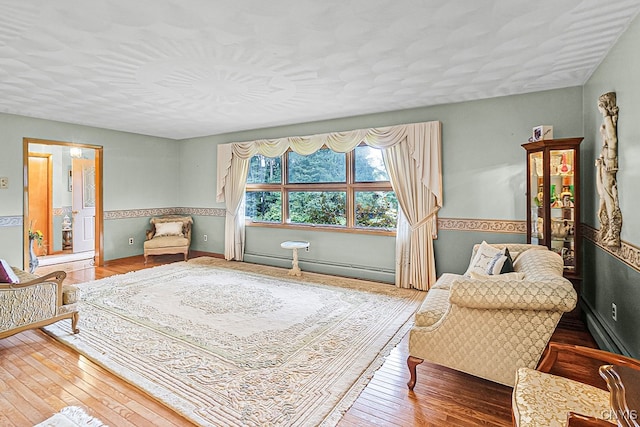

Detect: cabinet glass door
529,151,544,245
549,148,576,271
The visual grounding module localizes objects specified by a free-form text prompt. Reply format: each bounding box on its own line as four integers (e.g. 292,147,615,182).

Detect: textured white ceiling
0,0,639,139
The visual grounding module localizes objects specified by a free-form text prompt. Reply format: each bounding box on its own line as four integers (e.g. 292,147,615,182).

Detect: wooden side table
599,364,640,427
280,241,309,276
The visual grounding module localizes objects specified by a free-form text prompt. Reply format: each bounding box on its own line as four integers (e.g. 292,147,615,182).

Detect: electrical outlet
203,234,208,242
612,302,617,321
128,237,134,245
0,177,8,189
305,244,310,252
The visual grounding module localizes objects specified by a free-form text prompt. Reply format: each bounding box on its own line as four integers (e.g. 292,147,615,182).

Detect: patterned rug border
45,257,424,426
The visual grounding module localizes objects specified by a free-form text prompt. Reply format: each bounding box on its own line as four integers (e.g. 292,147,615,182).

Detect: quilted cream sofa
143,215,193,264
407,243,577,388
0,267,79,339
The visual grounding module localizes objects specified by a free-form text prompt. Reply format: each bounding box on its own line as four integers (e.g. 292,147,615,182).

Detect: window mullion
282,151,289,224
346,149,355,228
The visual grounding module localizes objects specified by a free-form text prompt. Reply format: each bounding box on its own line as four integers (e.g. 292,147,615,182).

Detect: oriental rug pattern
44,257,424,427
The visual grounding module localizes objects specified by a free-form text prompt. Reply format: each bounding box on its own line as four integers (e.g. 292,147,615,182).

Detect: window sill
245,221,396,236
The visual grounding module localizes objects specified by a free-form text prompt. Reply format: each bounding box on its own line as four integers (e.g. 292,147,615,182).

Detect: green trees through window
245,145,398,231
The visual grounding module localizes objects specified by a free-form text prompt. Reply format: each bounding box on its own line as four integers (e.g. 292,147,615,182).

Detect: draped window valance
215,121,442,290
217,122,442,205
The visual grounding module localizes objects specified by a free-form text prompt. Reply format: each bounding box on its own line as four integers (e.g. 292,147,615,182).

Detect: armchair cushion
154,221,184,237
512,367,613,427
144,235,189,249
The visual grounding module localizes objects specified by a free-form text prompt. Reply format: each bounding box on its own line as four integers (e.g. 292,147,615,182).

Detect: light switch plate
0,177,8,189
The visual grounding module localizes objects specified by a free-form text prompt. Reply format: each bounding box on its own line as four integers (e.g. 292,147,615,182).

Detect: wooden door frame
27,152,53,256
23,138,104,269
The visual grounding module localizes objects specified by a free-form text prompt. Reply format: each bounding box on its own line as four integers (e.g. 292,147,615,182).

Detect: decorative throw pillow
0,259,20,283
464,241,503,277
154,221,184,237
486,247,515,275
470,271,525,280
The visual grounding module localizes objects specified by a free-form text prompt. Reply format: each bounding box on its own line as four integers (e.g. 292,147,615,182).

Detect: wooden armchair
512,342,640,427
1,268,79,339
143,215,193,264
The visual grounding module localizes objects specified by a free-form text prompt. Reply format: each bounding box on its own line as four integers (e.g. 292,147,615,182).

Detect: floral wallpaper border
103,207,226,220
0,208,226,226
53,206,72,217
4,211,637,270
0,216,23,227
581,223,640,273
2,214,525,231
437,218,527,234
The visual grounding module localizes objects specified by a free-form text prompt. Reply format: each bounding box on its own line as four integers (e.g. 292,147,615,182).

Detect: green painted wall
179,87,583,281
581,14,640,357
0,113,178,266
0,60,593,286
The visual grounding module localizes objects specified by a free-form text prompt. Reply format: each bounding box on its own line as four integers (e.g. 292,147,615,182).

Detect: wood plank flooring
0,254,598,426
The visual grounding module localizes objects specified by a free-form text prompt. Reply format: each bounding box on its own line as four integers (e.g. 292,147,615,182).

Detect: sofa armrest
449,277,577,312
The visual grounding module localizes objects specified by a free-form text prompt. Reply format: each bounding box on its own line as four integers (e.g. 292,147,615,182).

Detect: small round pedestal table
280,241,309,276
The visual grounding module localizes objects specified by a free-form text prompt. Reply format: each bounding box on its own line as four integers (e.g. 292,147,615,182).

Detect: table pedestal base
288,248,302,276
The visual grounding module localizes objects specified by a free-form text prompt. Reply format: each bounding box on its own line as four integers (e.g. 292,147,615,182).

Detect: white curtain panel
223,154,250,261
216,121,442,289
382,122,442,290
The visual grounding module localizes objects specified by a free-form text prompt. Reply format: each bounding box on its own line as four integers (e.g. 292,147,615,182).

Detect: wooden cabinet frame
522,137,583,279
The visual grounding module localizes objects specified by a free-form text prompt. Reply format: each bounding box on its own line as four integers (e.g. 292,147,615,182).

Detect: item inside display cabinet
522,137,583,277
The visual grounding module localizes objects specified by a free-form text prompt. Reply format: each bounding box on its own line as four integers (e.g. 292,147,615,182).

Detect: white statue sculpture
595,92,622,247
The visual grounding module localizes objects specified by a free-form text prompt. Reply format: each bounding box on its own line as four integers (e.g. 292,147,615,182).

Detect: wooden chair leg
71,312,80,334
407,356,424,390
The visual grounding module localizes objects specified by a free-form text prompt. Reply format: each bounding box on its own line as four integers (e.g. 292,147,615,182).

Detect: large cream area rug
44,257,424,427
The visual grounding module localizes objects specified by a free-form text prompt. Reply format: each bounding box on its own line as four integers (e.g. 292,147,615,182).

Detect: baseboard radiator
243,252,395,284
581,299,632,357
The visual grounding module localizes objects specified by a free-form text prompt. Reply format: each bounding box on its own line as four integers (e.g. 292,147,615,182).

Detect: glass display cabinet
522,137,583,278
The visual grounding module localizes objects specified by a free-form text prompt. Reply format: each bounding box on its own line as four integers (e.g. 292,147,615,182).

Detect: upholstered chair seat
143,235,190,250
511,343,640,427
512,367,612,426
143,215,193,264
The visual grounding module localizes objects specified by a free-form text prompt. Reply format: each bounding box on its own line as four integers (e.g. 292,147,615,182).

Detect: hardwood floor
0,255,598,426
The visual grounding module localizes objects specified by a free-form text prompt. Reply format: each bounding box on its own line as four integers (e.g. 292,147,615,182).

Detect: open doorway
23,138,104,271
